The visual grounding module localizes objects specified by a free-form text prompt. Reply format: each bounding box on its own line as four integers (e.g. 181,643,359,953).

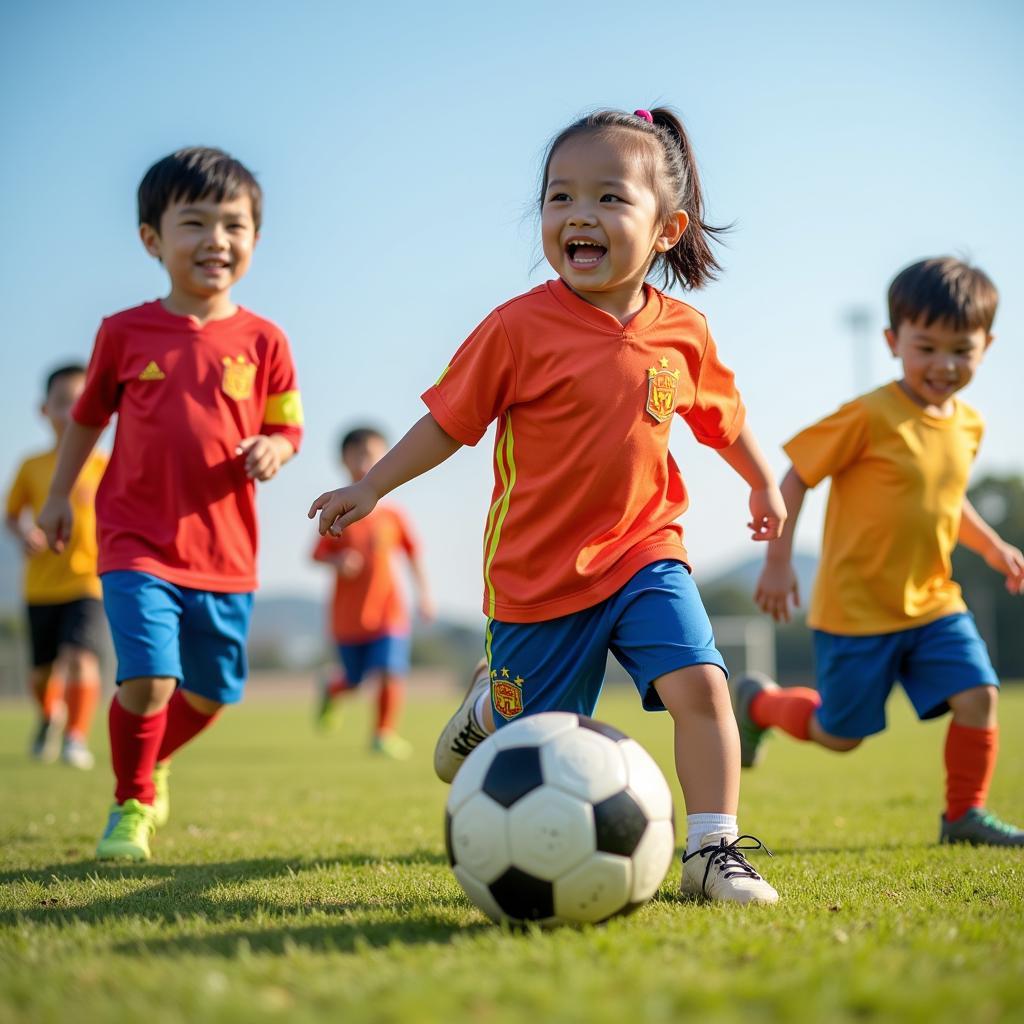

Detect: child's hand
20,524,48,556
748,486,786,541
37,496,73,553
308,481,378,536
237,435,286,481
985,540,1024,595
417,594,437,624
755,559,800,622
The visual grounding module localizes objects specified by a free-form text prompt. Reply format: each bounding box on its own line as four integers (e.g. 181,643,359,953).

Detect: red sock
944,722,998,821
749,687,821,741
33,673,64,719
376,678,404,735
109,697,167,805
65,676,100,741
156,689,219,762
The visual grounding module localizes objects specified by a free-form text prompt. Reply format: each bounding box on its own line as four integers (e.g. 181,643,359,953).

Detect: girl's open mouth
566,240,607,269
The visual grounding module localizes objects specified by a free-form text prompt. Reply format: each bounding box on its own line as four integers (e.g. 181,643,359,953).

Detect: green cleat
96,799,155,861
730,672,777,768
315,673,341,731
371,732,413,760
940,807,1024,847
152,761,171,828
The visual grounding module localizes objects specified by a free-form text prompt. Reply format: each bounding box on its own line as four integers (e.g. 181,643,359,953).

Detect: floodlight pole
842,306,874,394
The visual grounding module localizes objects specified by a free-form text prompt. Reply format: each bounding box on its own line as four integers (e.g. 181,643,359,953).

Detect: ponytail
538,107,727,291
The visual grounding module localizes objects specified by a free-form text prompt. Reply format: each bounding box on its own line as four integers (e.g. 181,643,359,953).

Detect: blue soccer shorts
485,559,727,728
337,633,411,686
812,612,999,739
101,570,254,705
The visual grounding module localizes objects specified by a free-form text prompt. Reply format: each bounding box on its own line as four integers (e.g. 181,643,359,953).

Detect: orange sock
65,677,100,741
376,679,404,735
749,687,821,741
32,673,64,720
944,722,998,822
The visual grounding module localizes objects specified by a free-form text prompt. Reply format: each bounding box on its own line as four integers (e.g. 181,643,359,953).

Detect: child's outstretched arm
958,497,1024,595
308,414,461,536
714,423,786,541
38,421,104,552
754,466,808,622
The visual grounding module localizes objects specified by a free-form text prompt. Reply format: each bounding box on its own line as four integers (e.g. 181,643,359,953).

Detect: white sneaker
433,659,491,783
60,737,95,771
681,831,778,905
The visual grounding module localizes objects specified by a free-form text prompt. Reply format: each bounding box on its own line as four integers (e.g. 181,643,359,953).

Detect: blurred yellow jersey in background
5,450,107,604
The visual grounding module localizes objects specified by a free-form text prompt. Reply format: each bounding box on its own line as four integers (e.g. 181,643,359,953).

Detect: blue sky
1,1,1020,625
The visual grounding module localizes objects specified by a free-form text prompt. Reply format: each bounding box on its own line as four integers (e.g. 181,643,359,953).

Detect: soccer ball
444,712,675,926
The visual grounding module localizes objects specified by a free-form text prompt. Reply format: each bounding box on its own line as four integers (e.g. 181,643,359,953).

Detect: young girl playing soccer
310,108,786,904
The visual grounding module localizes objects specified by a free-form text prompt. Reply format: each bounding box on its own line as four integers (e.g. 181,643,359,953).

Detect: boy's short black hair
888,257,998,333
44,363,86,397
137,147,262,232
340,426,388,454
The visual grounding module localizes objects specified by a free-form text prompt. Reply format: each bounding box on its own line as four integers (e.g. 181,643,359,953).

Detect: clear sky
1,0,1020,625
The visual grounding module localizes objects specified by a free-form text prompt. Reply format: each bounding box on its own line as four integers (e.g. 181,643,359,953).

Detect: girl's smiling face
541,132,687,323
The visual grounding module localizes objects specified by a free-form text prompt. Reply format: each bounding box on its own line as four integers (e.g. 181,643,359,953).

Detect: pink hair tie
634,109,654,123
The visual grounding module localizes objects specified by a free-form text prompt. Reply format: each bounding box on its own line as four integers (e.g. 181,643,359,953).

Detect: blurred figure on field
5,364,107,769
312,426,434,759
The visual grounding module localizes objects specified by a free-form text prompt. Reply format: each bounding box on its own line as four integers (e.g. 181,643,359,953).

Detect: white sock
472,692,490,731
685,813,737,855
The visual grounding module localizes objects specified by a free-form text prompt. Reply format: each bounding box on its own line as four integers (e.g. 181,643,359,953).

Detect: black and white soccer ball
444,712,675,926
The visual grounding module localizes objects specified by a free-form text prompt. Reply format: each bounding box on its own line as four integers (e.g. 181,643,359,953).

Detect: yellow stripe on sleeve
263,390,304,426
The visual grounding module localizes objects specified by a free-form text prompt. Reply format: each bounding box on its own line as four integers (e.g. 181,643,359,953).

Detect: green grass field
2,682,1023,1024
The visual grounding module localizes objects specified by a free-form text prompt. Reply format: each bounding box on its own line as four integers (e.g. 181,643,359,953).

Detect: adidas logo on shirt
138,361,166,381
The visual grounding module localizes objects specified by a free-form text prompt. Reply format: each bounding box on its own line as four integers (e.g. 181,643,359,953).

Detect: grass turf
1,683,1023,1024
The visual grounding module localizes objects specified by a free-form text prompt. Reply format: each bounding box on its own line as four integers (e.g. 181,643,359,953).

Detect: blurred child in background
313,426,434,759
744,257,1024,847
5,364,107,769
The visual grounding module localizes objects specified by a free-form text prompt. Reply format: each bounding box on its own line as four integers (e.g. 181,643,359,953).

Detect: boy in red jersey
312,426,434,758
6,364,107,769
741,258,1023,846
39,147,303,861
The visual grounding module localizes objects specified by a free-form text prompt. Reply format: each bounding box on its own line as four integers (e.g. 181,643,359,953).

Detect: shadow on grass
0,850,478,953
112,908,490,957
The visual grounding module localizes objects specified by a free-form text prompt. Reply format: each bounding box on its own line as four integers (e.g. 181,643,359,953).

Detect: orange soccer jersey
422,280,745,623
312,505,419,644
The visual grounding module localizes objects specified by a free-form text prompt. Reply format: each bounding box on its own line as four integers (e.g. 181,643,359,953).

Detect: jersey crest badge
138,360,165,381
646,357,679,423
222,355,257,401
492,668,524,720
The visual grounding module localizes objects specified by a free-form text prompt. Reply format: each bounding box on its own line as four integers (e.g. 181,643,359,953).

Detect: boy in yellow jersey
740,257,1024,846
5,364,108,768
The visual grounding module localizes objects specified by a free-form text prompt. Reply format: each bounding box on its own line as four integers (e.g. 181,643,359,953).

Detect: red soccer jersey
312,504,419,644
73,301,303,592
422,280,744,623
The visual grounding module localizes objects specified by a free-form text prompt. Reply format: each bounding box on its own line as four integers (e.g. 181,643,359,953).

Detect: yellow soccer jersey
5,449,107,604
784,382,983,635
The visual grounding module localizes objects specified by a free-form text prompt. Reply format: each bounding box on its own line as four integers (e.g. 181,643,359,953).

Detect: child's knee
118,675,177,714
59,646,98,681
808,717,862,752
948,684,998,725
182,690,225,716
654,663,729,717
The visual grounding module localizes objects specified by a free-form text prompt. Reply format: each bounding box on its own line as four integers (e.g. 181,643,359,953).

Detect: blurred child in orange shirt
312,426,434,758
